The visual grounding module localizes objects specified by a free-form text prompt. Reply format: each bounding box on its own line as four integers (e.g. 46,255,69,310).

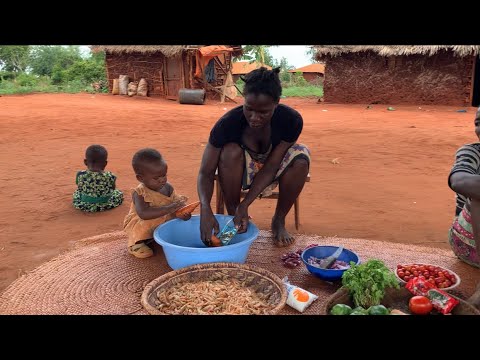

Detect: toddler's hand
177,195,188,203
177,212,192,221
173,200,187,210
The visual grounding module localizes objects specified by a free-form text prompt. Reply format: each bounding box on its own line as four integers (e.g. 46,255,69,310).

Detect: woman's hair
85,144,108,164
132,148,164,174
241,67,282,102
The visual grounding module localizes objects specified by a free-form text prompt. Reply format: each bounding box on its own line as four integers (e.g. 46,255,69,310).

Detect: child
73,144,124,212
123,148,190,259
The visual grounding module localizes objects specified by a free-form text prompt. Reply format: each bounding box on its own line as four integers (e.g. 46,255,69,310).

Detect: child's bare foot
271,216,295,247
128,241,154,259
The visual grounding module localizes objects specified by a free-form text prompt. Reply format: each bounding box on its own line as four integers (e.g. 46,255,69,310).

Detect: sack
137,78,148,96
119,75,129,95
112,79,119,95
127,81,138,97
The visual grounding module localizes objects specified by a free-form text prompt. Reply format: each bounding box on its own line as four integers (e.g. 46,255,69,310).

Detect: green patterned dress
73,170,123,212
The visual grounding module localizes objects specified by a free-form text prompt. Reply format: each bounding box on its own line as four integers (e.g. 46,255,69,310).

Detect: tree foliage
239,45,276,67
0,46,30,72
30,46,83,77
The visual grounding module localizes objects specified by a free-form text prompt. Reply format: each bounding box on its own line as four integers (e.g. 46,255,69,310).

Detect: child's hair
241,67,282,102
85,144,108,164
132,148,164,174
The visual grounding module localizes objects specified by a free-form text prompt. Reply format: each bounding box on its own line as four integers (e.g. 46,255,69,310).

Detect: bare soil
0,93,476,293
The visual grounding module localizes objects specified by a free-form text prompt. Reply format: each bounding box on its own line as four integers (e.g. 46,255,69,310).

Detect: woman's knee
219,143,243,164
290,157,309,174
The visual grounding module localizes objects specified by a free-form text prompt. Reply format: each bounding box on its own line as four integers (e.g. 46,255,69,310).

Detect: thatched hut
91,45,242,100
313,45,480,106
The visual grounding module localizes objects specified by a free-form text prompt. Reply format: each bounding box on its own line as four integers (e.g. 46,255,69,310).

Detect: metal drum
178,88,206,105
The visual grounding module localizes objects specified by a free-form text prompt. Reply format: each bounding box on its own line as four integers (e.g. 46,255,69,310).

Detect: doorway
164,55,184,100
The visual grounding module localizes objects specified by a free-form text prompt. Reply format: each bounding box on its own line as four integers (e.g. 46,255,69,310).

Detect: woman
448,106,480,307
197,67,311,247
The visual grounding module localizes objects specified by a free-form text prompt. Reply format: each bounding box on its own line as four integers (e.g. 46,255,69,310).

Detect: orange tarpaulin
194,45,234,79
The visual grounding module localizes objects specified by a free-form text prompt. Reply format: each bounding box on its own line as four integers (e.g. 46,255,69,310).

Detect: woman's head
132,148,168,191
242,67,282,129
475,106,480,140
84,144,108,171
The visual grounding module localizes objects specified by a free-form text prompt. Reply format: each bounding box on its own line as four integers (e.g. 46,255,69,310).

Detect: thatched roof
90,46,189,57
313,45,480,60
91,45,243,57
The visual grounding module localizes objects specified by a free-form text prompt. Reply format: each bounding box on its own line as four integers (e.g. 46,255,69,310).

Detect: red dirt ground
0,93,477,293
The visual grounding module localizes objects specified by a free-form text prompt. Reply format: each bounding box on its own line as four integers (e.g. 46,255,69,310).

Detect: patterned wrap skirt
242,143,311,198
449,206,480,268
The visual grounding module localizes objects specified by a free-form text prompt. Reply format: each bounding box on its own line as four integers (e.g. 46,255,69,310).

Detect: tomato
409,296,433,315
398,271,405,278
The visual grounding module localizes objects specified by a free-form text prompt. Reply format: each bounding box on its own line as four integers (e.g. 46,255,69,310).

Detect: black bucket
178,88,206,105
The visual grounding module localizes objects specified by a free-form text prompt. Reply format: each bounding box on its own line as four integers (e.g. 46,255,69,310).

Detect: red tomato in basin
409,295,433,315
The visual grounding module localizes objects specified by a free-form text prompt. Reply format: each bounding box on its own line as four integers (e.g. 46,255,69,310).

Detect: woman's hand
233,204,249,234
200,206,219,246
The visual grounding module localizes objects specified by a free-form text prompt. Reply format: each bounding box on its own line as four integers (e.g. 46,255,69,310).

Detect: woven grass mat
1,230,479,315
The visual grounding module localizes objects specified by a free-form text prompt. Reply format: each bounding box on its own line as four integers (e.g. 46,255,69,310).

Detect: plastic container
301,246,360,282
153,215,259,270
178,88,206,105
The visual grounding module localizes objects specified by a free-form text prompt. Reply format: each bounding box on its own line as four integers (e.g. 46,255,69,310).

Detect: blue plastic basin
153,214,259,270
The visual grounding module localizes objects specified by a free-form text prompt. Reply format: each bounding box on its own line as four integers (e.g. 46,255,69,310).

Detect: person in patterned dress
73,145,123,212
448,106,480,308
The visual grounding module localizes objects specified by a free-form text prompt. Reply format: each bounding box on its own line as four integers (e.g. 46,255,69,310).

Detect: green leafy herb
341,259,399,309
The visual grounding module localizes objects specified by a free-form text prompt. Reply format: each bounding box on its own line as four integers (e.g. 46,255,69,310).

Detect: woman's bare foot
271,216,295,247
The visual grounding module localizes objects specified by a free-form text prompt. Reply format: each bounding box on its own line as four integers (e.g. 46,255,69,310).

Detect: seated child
123,148,190,258
73,144,124,212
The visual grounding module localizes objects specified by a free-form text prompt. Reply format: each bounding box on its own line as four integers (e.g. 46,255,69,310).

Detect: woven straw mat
1,230,479,315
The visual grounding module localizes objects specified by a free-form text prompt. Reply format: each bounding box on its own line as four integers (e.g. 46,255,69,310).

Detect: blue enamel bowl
301,246,360,281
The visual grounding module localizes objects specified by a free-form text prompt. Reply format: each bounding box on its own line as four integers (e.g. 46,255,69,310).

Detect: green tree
30,46,82,77
62,58,106,83
0,46,30,72
240,45,276,67
272,57,293,83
